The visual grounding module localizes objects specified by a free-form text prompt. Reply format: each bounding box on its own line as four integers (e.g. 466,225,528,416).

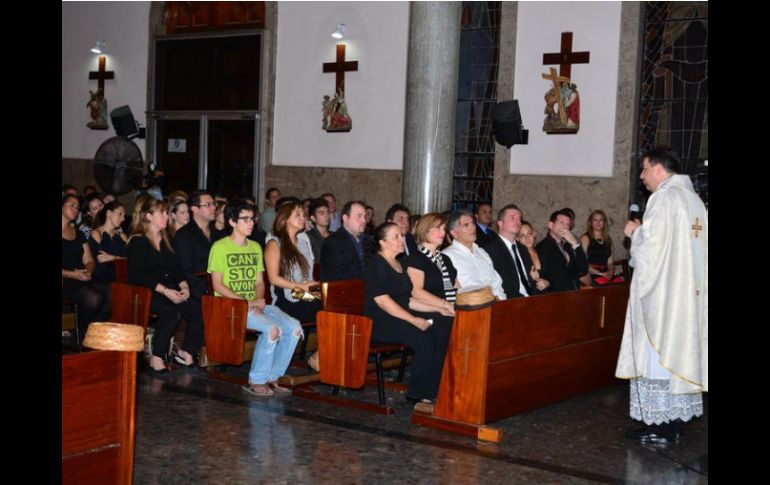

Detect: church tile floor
132,363,708,484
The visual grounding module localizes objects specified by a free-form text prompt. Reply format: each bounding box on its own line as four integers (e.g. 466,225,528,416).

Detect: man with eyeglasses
208,199,302,396
174,190,218,301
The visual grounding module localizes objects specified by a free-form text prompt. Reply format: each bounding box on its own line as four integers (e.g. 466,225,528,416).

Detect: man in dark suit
474,202,496,247
536,209,589,292
173,190,217,300
320,200,369,281
481,204,541,298
385,203,419,256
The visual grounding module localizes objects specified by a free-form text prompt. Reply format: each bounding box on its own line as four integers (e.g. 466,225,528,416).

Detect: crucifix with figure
87,55,114,130
541,32,589,134
321,44,358,132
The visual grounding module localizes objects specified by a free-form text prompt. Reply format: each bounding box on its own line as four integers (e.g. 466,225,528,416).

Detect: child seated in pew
208,199,302,397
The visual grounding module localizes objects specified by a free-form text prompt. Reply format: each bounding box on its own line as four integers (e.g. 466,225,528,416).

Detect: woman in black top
88,201,128,284
406,213,458,314
364,223,453,404
579,209,623,286
127,198,204,373
62,195,111,338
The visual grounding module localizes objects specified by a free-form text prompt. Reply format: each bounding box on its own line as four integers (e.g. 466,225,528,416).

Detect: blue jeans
246,305,302,385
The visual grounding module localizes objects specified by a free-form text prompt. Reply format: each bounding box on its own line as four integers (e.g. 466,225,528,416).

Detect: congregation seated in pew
536,209,589,292
208,199,300,397
365,222,453,406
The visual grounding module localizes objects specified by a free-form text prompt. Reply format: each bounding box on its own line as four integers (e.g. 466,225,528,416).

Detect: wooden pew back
434,284,629,425
322,279,365,314
62,350,137,485
110,282,152,331
202,295,249,365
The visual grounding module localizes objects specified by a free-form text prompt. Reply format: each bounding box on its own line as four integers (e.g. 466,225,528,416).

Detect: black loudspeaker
491,100,528,148
110,105,139,138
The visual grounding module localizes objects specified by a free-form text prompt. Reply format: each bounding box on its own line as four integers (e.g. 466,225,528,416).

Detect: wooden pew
412,284,629,442
291,279,408,414
110,282,152,331
62,350,137,485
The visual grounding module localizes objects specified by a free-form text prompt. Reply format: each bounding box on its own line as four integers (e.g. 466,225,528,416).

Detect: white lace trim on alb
629,378,703,425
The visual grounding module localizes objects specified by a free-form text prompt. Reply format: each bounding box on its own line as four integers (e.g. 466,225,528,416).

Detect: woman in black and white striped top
406,213,458,317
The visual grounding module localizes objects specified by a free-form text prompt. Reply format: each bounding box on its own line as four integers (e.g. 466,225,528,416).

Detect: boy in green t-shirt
208,199,302,396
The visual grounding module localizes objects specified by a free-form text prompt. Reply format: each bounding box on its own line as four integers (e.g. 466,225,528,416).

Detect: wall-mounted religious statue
87,55,114,130
87,88,109,130
541,32,589,135
322,44,357,133
322,88,352,132
543,80,580,132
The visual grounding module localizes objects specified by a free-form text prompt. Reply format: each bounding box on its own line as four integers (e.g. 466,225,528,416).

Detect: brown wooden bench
412,283,630,442
62,350,137,485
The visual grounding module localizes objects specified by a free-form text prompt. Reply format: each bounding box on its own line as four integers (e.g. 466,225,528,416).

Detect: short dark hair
341,200,366,218
308,197,329,217
559,207,575,221
549,209,573,223
188,190,212,207
265,187,280,199
320,192,336,201
385,203,410,222
225,199,255,226
61,183,78,194
475,202,492,214
642,146,681,174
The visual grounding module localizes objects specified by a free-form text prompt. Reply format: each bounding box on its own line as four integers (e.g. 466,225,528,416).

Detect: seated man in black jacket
481,203,544,298
173,190,217,300
320,200,369,281
536,209,589,292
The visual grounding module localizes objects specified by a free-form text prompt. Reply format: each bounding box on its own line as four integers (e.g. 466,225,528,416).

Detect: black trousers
63,280,111,338
149,294,204,359
371,312,453,400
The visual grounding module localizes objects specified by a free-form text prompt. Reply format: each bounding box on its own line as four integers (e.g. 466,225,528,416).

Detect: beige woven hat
82,322,144,351
455,286,495,309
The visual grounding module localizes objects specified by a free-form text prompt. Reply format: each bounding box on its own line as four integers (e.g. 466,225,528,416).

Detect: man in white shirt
442,210,506,300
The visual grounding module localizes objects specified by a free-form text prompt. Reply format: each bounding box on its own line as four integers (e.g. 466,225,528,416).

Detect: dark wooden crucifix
89,55,115,95
323,44,358,94
542,32,590,80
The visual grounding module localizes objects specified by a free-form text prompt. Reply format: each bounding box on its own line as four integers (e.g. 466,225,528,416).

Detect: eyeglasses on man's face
237,216,258,223
66,202,80,210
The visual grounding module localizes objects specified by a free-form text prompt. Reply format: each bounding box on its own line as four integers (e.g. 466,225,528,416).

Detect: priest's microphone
628,203,643,222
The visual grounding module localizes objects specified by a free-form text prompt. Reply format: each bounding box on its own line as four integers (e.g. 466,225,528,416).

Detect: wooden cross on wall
542,32,590,80
323,44,358,94
89,55,115,95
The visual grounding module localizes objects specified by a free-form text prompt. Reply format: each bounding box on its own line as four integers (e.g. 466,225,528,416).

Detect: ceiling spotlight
91,40,107,54
331,24,346,39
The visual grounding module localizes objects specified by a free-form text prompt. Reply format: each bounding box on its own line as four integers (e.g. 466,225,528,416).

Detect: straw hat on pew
82,322,145,352
455,286,495,310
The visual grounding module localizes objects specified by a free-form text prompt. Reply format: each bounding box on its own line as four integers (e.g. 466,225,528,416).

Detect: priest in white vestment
615,147,708,445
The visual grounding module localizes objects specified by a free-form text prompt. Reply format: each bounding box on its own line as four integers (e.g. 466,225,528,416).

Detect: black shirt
62,231,87,270
406,250,457,300
127,235,186,290
364,254,412,321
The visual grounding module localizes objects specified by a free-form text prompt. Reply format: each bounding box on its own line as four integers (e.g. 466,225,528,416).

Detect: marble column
402,2,461,214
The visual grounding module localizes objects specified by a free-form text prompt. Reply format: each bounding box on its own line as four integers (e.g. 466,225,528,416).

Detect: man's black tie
512,243,532,295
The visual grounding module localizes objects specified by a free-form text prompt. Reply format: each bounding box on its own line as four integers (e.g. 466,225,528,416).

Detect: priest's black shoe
625,425,678,445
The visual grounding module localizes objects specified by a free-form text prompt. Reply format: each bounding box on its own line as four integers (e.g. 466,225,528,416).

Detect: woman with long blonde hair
126,198,204,373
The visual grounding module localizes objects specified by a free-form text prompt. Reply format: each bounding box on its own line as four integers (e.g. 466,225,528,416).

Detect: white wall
510,2,621,177
273,2,409,170
62,2,150,160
